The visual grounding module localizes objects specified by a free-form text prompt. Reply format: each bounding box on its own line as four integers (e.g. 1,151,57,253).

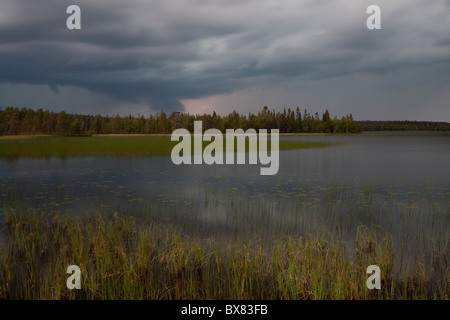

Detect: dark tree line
356,120,450,131
0,106,362,135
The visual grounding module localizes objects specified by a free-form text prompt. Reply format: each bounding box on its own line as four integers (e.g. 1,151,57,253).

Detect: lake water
1,132,448,208
0,132,449,275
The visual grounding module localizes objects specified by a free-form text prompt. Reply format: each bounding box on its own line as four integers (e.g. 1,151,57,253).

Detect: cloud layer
1,0,449,119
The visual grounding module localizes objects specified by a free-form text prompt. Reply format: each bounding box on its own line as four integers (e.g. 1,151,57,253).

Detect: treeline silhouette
356,120,450,131
0,106,361,135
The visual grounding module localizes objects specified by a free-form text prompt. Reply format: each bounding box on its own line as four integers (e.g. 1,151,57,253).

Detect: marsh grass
0,135,332,158
0,207,448,300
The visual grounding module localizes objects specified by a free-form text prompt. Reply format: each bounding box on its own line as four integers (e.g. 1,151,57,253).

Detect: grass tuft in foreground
0,210,447,300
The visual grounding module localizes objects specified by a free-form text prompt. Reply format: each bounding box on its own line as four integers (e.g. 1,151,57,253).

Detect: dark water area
1,132,448,212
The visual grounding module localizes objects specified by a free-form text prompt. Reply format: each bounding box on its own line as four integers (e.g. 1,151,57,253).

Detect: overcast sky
1,0,449,121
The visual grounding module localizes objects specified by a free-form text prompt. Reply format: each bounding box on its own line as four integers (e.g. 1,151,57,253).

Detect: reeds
0,207,447,300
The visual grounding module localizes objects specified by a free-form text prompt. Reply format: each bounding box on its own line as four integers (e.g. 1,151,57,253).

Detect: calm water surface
0,133,449,266
1,132,448,210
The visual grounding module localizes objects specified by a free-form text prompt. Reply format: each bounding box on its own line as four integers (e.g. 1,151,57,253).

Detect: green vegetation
0,178,448,300
0,209,447,300
0,106,361,136
0,136,332,158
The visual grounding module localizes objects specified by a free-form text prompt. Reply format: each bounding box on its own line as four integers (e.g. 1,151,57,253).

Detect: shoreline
4,130,449,141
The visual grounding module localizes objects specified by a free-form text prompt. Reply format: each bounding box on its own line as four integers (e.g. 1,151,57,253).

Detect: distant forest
0,106,360,135
356,120,450,131
0,106,448,136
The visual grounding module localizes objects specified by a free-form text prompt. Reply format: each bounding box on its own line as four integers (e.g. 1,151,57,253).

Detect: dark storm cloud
0,0,449,117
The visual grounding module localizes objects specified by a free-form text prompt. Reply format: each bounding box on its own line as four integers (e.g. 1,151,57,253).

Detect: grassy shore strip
0,134,56,141
0,136,332,157
0,133,340,141
0,211,447,300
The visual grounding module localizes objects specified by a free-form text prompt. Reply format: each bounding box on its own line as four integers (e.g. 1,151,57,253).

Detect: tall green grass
0,208,447,300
